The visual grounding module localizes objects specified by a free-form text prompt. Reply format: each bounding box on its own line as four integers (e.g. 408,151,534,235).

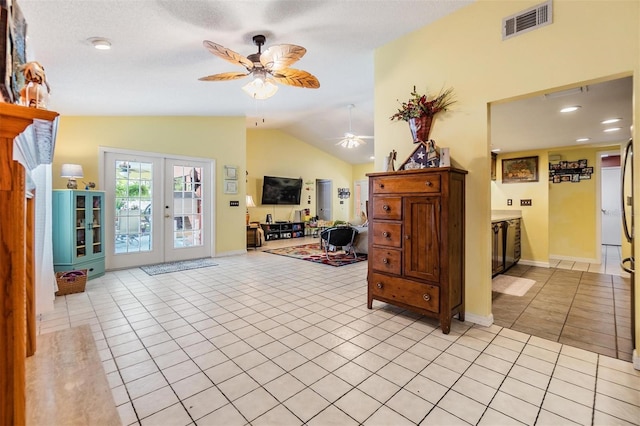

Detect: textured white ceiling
17,0,474,164
16,1,632,164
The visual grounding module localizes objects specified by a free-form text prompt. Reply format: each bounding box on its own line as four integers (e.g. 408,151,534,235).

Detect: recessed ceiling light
604,127,622,132
491,148,501,152
369,156,375,160
576,138,590,142
88,37,111,50
560,106,581,113
601,118,622,124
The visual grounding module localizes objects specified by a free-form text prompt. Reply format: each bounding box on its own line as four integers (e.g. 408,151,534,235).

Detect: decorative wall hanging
337,188,350,199
389,86,455,144
224,165,238,180
549,159,593,183
502,156,539,183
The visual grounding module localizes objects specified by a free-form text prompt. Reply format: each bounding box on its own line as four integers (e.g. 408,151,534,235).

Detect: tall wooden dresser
367,167,466,334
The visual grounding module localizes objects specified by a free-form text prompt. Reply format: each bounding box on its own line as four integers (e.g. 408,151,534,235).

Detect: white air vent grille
503,1,553,40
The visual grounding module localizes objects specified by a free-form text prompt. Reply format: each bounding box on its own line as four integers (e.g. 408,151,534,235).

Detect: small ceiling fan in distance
333,104,374,149
198,34,320,99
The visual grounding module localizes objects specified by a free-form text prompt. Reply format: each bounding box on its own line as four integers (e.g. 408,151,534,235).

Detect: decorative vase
408,115,433,143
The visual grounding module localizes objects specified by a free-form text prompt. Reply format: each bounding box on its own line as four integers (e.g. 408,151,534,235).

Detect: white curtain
31,165,55,314
13,117,58,316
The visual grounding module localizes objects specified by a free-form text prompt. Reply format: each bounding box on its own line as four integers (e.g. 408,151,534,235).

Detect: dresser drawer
371,174,441,194
371,222,402,248
369,272,439,313
370,247,402,275
371,196,402,220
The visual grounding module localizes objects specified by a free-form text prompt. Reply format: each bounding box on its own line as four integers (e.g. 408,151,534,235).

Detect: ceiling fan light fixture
242,78,278,100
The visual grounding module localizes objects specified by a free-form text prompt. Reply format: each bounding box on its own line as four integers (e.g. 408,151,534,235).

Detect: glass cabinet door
92,195,103,255
75,194,87,259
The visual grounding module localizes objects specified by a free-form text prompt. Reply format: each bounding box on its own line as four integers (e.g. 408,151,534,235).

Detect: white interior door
103,150,213,269
164,159,212,262
316,179,332,221
601,166,622,246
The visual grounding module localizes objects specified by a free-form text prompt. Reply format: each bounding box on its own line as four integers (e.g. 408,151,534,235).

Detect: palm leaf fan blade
260,44,307,70
198,72,249,81
271,69,320,89
202,40,254,70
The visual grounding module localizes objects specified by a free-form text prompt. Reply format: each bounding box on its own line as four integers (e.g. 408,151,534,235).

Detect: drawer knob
382,205,390,211
376,282,383,289
405,235,410,240
379,183,385,189
423,294,431,302
426,181,433,187
382,231,390,238
382,258,388,264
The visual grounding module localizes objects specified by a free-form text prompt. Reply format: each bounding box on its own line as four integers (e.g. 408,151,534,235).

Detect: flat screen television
261,176,303,205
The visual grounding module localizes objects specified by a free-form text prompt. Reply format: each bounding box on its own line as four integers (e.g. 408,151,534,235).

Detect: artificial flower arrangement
390,86,456,121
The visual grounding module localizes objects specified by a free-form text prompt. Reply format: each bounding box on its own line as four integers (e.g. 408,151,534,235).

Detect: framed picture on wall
224,165,238,180
502,156,539,183
224,180,238,194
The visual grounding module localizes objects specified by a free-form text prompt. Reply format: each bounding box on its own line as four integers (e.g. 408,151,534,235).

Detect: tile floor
38,237,639,425
549,245,626,276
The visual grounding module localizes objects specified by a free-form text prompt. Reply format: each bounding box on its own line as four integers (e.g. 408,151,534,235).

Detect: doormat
140,258,218,276
492,274,536,296
264,243,367,267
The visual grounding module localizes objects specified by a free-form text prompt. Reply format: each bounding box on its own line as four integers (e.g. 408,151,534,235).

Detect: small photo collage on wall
549,159,593,183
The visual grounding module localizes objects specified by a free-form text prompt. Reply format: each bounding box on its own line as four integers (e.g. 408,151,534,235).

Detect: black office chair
320,226,359,259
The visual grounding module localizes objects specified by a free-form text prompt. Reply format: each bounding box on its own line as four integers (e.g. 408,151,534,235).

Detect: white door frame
596,148,623,264
99,147,215,269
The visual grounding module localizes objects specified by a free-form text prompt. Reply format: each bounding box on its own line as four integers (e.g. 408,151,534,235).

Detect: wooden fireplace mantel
0,103,59,425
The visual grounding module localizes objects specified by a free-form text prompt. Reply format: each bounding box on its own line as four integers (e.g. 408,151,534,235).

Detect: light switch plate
507,199,512,206
230,201,239,207
520,199,532,206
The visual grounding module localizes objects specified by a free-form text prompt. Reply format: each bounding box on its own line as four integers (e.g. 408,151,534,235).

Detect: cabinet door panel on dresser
404,196,440,283
367,168,466,334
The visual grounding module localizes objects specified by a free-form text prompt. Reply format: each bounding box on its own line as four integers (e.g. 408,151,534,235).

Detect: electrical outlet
520,199,532,206
507,199,512,206
230,201,239,207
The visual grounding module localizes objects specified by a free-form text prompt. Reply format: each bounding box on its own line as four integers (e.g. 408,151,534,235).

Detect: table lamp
246,195,256,225
61,164,84,189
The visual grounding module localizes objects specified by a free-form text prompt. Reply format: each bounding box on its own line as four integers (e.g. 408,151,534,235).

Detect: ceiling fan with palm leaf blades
198,34,320,99
332,104,374,149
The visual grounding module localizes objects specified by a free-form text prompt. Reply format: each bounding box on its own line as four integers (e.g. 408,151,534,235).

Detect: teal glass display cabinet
53,190,106,280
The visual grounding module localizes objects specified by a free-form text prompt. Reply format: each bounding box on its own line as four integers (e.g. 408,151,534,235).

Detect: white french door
103,150,214,270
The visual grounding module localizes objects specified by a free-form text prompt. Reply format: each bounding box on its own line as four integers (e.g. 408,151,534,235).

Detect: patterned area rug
264,243,367,267
140,258,218,276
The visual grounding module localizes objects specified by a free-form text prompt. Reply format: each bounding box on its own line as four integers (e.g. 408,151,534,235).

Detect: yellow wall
246,129,355,223
54,116,247,255
491,150,549,264
353,162,375,181
491,144,624,264
548,145,622,260
375,0,640,332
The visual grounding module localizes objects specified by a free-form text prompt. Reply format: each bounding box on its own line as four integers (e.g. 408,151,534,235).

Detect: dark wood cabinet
367,168,466,334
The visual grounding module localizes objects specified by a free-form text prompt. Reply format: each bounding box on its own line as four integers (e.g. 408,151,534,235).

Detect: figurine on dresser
19,61,50,109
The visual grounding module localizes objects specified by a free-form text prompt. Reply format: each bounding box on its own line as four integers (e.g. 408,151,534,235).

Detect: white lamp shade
61,164,84,178
246,195,256,208
242,78,278,100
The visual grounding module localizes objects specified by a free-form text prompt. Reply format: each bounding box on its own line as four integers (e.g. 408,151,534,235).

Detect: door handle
621,256,635,274
165,214,170,218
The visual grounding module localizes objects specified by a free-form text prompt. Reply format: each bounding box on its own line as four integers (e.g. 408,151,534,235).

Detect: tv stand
261,222,305,241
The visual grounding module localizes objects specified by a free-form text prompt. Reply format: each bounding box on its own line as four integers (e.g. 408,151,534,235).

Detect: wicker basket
55,269,88,296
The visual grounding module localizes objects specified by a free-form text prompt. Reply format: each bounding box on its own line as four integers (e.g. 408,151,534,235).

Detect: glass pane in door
114,160,153,254
172,165,203,248
75,194,86,258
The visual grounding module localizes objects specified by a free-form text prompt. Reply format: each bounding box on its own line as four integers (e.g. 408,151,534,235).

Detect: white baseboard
518,259,550,268
634,349,640,371
550,254,598,264
464,312,494,327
